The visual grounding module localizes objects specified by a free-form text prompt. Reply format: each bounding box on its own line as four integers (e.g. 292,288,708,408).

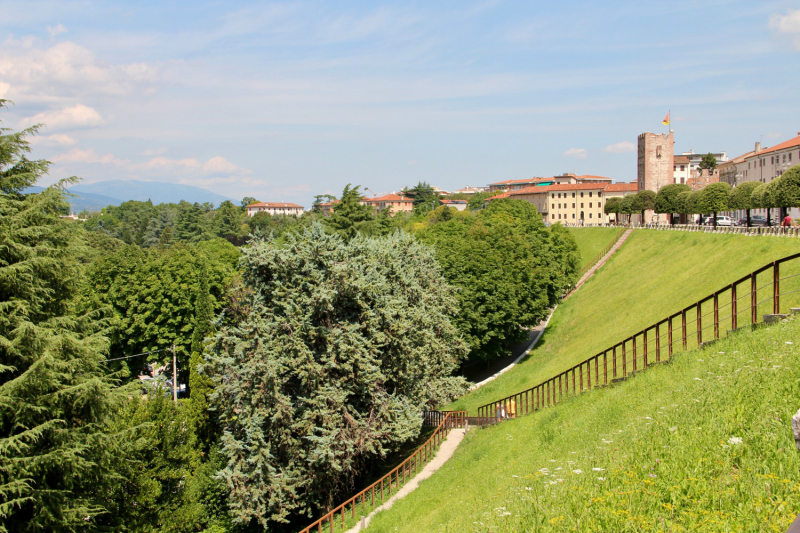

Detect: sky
1,0,800,208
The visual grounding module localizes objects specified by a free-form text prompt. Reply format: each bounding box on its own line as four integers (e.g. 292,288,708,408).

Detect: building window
552,214,555,219
551,194,554,198
572,213,575,219
552,204,555,209
589,202,593,208
589,213,592,218
580,192,584,198
572,203,575,208
589,192,593,197
572,192,575,198
580,203,584,208
598,213,601,219
598,192,602,197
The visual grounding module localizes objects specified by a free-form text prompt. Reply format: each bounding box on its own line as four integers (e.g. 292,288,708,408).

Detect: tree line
603,166,800,226
0,102,579,533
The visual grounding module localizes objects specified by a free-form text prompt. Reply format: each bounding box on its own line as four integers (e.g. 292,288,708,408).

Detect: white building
677,150,728,176
246,202,304,217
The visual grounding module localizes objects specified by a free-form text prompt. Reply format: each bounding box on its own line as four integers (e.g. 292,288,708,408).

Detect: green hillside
567,227,622,268
367,317,800,532
447,230,800,415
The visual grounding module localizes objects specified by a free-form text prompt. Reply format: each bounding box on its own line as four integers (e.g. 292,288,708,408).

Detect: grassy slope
368,317,800,532
447,230,800,415
567,227,622,268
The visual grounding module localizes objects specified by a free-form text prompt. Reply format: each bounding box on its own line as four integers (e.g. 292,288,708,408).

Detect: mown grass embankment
446,230,800,415
567,227,622,268
368,317,800,532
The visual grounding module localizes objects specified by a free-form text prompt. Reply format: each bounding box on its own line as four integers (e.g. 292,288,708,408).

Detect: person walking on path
496,403,506,422
783,215,792,228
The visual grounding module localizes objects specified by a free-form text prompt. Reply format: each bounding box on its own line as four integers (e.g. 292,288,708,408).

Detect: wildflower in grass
593,468,605,471
694,378,702,381
572,469,582,474
597,477,606,481
728,437,743,445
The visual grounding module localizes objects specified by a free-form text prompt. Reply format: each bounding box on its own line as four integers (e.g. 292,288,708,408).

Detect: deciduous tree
697,182,731,227
728,181,761,227
654,184,691,224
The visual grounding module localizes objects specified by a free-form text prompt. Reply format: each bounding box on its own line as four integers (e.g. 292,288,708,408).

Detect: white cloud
603,141,637,153
563,147,588,159
19,104,103,130
30,134,78,146
770,9,800,50
0,40,160,100
53,148,129,166
141,147,167,156
47,23,67,38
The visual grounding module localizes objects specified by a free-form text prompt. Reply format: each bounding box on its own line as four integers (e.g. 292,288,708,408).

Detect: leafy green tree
82,241,239,386
418,199,578,363
604,197,622,223
697,182,731,227
654,184,691,224
699,153,717,171
214,200,247,245
630,190,656,223
403,181,439,214
0,100,134,531
174,201,207,243
676,190,694,223
773,165,800,222
241,196,257,208
467,191,502,210
751,182,776,226
326,184,375,238
102,395,232,533
620,195,635,224
728,181,761,227
207,224,468,528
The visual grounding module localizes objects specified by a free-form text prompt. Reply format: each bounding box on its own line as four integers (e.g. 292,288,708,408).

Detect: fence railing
477,252,800,425
631,223,800,236
298,410,468,533
576,226,630,279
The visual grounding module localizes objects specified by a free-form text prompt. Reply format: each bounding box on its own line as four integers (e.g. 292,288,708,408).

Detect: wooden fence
297,410,468,533
477,252,800,425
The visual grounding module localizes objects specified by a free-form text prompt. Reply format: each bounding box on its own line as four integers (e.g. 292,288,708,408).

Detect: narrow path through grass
568,227,622,268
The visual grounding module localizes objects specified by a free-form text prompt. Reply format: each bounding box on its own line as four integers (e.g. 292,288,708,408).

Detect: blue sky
2,0,799,208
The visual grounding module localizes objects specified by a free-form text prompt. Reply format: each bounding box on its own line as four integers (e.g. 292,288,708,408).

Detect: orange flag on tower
662,112,670,125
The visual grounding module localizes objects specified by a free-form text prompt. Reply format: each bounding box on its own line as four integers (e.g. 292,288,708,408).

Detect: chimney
755,142,761,153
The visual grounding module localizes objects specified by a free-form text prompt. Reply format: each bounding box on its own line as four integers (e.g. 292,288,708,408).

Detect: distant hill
71,180,235,207
22,186,124,213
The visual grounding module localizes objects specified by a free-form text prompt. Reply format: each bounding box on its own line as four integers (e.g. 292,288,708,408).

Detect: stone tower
637,131,674,223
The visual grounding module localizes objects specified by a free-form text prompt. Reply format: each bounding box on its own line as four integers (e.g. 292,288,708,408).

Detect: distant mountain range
24,180,235,212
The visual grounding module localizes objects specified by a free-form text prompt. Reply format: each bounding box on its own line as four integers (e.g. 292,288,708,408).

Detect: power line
102,348,166,363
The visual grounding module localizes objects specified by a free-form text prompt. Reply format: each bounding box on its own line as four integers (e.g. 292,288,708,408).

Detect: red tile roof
510,183,608,196
362,194,412,202
674,156,691,165
247,202,304,208
604,182,639,193
746,134,800,159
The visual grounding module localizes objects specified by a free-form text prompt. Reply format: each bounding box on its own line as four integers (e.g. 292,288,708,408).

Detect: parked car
737,215,769,226
716,216,733,226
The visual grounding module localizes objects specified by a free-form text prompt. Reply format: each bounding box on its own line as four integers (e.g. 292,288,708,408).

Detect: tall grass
447,230,800,414
367,317,800,532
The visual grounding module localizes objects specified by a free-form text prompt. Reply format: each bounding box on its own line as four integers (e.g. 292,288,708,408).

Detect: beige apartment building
361,194,414,214
507,183,608,223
